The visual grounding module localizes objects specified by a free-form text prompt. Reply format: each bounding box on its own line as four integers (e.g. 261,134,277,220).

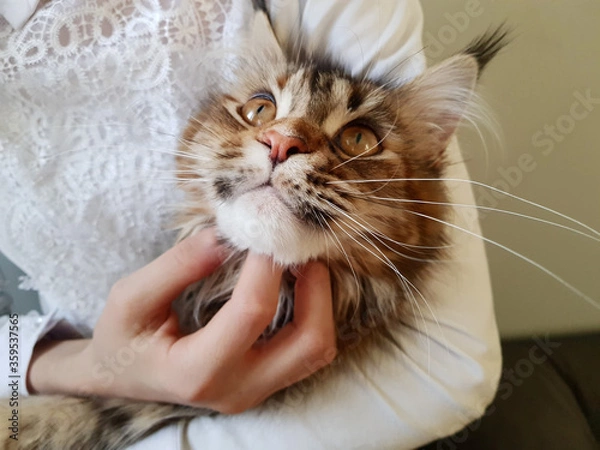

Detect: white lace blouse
0,1,501,448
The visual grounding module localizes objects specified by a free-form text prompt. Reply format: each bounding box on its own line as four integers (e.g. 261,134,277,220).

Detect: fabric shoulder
268,0,426,82
0,0,40,29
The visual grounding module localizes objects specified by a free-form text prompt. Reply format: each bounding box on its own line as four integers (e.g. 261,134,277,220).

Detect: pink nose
260,131,309,164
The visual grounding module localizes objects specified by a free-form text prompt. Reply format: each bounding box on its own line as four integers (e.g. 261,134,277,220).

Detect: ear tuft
464,25,511,74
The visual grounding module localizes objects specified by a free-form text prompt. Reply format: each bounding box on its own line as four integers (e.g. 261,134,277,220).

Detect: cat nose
260,131,309,164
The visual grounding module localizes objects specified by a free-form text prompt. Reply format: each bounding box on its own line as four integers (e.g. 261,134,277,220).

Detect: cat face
174,17,508,338
178,51,479,284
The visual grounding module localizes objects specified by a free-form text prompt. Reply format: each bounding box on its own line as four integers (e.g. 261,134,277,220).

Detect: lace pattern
0,0,247,333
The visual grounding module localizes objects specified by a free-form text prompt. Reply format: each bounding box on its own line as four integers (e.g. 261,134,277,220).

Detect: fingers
293,261,334,335
191,260,335,413
114,229,226,319
180,252,284,365
250,261,336,393
151,257,334,413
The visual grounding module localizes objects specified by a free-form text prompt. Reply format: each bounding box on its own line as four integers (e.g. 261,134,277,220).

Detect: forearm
27,338,96,396
28,338,161,402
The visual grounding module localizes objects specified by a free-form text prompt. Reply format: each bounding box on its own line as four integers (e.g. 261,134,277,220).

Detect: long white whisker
328,209,426,311
338,204,454,252
325,200,449,263
323,218,362,298
333,215,412,299
406,210,599,310
329,177,600,238
333,217,432,367
359,196,600,243
39,145,214,164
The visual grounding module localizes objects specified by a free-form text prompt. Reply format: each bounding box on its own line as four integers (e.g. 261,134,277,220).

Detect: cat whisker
178,139,230,159
334,166,406,200
151,177,205,184
324,200,450,262
332,216,433,363
37,147,95,160
321,217,362,299
341,204,454,252
313,212,333,259
42,121,183,142
331,216,413,308
324,217,366,324
406,210,600,310
377,47,428,87
328,177,600,238
371,231,454,263
326,206,423,303
451,92,502,178
355,196,600,243
146,167,206,176
187,116,229,139
333,204,457,355
37,144,214,164
179,138,243,161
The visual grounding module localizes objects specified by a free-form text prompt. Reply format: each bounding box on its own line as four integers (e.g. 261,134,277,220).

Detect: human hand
27,229,336,413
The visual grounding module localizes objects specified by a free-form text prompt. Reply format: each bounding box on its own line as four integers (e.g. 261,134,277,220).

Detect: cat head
177,11,506,282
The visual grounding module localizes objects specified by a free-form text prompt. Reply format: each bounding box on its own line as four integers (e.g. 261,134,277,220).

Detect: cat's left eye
337,126,381,157
241,95,277,126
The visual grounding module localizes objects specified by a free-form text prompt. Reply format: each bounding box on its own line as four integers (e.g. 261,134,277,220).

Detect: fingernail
197,227,231,262
292,260,328,279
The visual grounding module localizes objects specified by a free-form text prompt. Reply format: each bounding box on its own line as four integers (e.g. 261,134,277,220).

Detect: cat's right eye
241,95,277,126
336,125,381,158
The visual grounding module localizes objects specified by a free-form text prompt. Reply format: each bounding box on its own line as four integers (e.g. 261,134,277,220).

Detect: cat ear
400,54,479,148
247,5,285,61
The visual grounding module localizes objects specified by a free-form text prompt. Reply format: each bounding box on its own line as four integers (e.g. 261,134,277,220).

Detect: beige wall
421,0,600,338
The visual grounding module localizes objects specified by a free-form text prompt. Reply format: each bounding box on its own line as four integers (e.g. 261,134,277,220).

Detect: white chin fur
216,187,326,265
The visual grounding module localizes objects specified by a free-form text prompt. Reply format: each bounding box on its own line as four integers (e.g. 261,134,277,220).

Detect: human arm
0,310,80,398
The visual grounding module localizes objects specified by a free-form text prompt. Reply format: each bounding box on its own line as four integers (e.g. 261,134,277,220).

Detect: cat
0,4,509,450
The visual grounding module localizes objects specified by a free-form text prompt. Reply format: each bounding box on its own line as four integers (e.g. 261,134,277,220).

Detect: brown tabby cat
0,4,508,449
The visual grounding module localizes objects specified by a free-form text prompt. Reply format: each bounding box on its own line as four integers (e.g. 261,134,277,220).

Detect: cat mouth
250,181,296,213
257,177,285,194
254,182,283,200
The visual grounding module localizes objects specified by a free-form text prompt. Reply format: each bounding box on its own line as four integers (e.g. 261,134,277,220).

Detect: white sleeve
0,309,83,397
0,0,39,29
128,1,502,449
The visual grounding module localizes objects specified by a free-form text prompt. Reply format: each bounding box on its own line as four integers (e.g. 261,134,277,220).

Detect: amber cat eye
241,94,277,126
337,125,381,157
